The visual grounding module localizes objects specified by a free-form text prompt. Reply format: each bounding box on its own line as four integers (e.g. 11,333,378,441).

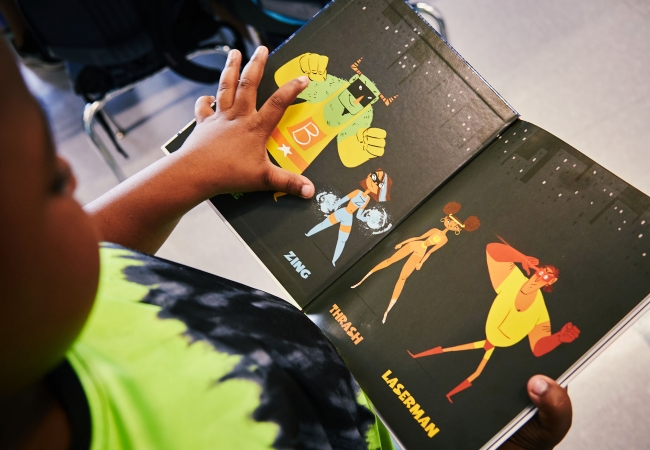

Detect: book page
305,120,650,448
164,0,517,307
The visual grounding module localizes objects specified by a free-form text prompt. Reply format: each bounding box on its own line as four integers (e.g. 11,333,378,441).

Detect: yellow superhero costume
485,268,550,348
408,266,550,402
408,241,575,403
409,263,556,403
268,54,392,174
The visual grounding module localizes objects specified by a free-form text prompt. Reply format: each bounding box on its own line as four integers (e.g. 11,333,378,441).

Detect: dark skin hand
500,375,573,450
86,47,315,254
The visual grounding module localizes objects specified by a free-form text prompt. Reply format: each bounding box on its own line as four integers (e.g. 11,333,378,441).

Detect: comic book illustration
160,1,650,447
306,170,393,266
305,121,650,449
192,0,517,305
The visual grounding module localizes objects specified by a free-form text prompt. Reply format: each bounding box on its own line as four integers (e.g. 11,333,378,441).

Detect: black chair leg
102,109,126,139
96,110,129,158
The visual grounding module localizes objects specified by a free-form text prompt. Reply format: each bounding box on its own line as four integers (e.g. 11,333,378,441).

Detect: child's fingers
233,46,268,115
194,96,216,123
216,50,241,112
262,165,314,199
256,76,309,135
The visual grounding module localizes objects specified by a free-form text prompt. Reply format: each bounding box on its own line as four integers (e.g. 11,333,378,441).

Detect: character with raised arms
268,54,397,176
306,169,392,266
352,202,480,323
408,241,580,403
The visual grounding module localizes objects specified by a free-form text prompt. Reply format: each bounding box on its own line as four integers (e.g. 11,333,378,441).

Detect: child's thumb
262,166,315,199
500,375,572,450
528,375,573,447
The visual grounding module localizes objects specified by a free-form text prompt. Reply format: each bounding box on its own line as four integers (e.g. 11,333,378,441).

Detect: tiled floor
20,0,650,448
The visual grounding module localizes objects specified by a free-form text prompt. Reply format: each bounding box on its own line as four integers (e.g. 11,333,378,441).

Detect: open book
163,0,650,448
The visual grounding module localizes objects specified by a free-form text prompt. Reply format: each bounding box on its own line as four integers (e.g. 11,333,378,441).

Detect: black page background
306,121,650,448
206,0,517,306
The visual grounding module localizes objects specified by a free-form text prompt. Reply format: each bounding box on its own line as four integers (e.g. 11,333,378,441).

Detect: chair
16,0,238,181
410,2,448,42
77,42,231,181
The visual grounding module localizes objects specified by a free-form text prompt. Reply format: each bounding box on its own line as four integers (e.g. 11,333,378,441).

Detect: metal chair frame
411,2,448,42
83,45,230,182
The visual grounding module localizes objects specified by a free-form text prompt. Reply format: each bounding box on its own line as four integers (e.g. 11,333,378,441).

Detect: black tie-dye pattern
111,244,376,449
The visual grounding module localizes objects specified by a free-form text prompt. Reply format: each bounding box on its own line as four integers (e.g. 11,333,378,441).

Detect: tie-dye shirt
50,243,392,449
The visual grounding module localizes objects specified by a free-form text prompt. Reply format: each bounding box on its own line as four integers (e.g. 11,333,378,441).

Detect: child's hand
87,46,315,254
179,47,315,199
499,375,573,450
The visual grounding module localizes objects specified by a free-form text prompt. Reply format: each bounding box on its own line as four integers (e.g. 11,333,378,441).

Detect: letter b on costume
287,117,327,150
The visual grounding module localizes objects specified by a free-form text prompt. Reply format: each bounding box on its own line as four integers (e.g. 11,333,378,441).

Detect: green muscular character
267,53,394,174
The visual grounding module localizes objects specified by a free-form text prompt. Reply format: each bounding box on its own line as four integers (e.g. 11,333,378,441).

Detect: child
0,41,572,449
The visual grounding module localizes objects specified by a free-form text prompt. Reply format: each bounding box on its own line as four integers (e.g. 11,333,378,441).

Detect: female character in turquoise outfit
306,170,392,266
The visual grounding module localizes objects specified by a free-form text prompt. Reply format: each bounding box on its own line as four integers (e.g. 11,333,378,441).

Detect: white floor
20,0,650,448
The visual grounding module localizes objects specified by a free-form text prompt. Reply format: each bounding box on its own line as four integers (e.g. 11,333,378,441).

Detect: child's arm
86,47,314,255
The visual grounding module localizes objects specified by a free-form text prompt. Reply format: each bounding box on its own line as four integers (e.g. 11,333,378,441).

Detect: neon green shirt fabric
63,244,393,449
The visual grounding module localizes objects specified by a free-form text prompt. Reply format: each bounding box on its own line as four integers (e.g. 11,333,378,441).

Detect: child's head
0,42,100,400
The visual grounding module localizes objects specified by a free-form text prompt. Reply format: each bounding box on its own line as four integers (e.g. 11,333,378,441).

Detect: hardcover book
163,1,650,448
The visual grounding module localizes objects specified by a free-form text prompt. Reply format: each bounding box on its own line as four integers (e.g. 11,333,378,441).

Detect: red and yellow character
408,241,580,403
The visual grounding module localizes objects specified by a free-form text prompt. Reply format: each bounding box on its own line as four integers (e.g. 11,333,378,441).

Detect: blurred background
3,0,649,448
